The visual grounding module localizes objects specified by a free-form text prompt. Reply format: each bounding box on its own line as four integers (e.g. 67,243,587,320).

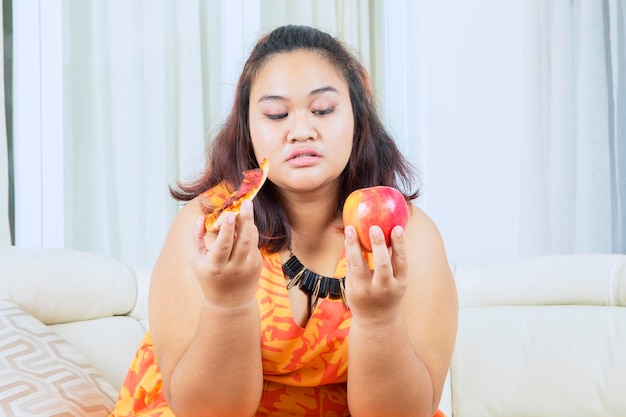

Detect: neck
276,183,344,271
277,183,340,232
281,195,341,248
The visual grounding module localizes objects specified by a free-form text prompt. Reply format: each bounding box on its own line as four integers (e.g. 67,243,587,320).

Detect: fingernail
226,213,235,224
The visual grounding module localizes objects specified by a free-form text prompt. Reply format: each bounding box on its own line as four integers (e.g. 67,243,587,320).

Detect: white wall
419,0,525,263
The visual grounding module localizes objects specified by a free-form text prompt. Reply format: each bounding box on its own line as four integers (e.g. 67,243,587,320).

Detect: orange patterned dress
109,183,446,417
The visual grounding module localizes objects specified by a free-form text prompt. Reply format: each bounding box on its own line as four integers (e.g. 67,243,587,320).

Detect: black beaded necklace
282,250,348,311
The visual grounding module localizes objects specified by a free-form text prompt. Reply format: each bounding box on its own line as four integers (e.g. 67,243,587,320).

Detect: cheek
337,119,355,157
250,121,279,155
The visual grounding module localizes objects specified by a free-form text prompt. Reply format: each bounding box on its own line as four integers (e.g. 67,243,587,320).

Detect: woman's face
248,50,354,195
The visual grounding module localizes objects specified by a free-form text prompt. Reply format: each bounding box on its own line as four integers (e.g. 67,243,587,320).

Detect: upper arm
401,205,458,406
148,199,206,385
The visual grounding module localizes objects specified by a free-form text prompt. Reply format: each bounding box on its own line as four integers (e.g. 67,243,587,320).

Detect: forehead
250,50,348,98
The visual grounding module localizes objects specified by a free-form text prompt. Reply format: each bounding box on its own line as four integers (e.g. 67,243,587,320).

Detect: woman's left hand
343,224,408,321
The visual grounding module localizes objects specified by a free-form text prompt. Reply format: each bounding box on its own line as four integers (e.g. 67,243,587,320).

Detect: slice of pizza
204,158,269,232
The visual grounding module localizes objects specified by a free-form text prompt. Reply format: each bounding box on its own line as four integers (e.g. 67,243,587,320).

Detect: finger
210,211,237,264
234,200,255,243
194,215,207,240
230,200,259,261
239,199,254,221
389,225,408,282
369,225,394,282
192,215,209,255
344,225,368,274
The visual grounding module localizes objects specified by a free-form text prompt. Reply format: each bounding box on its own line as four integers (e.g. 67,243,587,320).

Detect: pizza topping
204,158,269,232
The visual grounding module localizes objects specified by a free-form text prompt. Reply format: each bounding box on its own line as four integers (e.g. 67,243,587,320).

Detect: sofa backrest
2,247,626,416
447,254,626,417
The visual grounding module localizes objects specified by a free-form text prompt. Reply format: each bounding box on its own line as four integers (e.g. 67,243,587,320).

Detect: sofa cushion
51,316,146,390
0,299,118,417
452,305,626,417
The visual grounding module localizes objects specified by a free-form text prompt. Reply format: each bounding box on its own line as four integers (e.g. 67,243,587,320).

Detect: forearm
167,299,263,417
347,313,435,417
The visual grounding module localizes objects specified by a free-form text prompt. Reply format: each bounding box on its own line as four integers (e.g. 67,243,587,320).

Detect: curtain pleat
519,0,624,256
609,0,626,253
64,0,202,265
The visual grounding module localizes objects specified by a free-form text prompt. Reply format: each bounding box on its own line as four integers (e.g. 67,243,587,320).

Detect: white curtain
63,0,211,266
7,0,624,263
0,0,10,246
520,0,625,255
60,0,401,266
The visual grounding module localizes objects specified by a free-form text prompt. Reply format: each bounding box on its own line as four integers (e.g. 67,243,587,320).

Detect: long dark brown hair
171,25,420,252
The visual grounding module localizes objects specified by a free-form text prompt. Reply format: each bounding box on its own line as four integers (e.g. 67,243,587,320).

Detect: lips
287,148,320,161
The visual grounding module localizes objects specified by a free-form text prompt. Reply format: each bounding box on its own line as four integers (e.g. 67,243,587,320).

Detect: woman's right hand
150,196,265,416
190,199,263,308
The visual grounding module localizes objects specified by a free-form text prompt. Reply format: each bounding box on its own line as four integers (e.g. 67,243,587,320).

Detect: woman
110,24,457,417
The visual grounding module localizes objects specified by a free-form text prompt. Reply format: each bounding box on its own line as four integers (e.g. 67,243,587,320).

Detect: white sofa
0,246,625,417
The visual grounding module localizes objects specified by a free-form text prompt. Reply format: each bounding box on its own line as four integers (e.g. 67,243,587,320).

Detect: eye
266,112,288,120
313,107,334,116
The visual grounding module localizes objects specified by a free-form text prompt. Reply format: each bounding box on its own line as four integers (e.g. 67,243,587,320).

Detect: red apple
342,186,409,252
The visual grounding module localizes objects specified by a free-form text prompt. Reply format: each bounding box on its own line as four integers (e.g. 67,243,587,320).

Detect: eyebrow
257,85,339,103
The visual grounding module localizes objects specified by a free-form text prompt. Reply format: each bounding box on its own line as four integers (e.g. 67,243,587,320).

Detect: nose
288,111,317,142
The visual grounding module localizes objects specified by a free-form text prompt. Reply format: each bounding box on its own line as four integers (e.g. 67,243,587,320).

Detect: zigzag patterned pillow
0,299,118,417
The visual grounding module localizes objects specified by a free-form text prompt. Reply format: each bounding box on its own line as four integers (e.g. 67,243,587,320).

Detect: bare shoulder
402,203,454,289
151,197,205,286
150,197,205,308
403,204,449,262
